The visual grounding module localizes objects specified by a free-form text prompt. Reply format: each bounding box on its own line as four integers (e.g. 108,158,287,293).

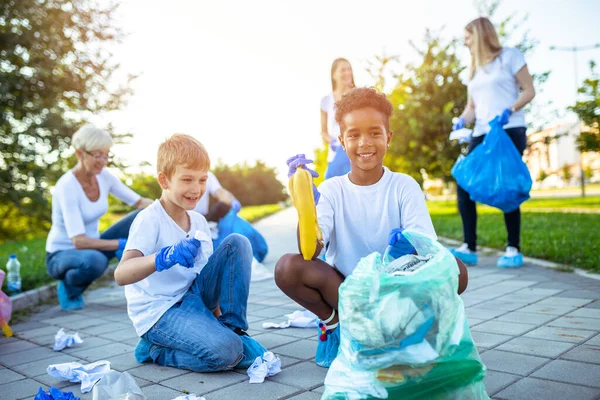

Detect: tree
570,61,600,152
0,0,134,238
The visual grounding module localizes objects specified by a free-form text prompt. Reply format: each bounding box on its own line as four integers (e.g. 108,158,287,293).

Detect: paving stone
495,311,558,325
104,352,142,371
547,316,600,331
97,327,139,341
128,363,190,383
472,320,536,336
205,379,301,400
0,368,25,384
100,313,132,323
80,321,131,335
0,335,17,345
312,385,325,393
495,377,600,400
288,392,323,400
63,317,108,331
586,334,600,346
14,325,60,342
525,325,597,343
138,384,187,399
12,353,83,377
252,332,300,349
536,297,595,307
483,370,520,396
480,350,549,376
34,373,77,390
247,314,269,323
471,331,513,349
40,314,89,326
468,318,485,327
160,370,245,394
465,307,507,320
496,337,575,358
584,301,600,309
532,359,600,388
472,299,529,312
518,304,578,315
560,344,600,364
271,339,316,360
69,342,132,361
10,321,47,333
1,345,56,367
567,308,600,319
556,290,600,300
61,336,114,354
0,339,39,356
269,361,328,389
0,377,47,400
270,328,317,339
247,306,298,319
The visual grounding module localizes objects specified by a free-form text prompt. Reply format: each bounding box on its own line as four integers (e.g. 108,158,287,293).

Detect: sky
101,0,600,179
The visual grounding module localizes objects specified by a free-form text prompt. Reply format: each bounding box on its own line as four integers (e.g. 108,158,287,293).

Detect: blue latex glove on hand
115,238,127,260
155,238,201,272
287,154,321,204
499,108,512,125
231,198,242,213
452,117,465,131
388,228,417,259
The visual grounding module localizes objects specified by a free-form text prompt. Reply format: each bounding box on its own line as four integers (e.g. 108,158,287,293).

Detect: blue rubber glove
155,238,201,272
388,228,416,259
452,117,465,131
231,198,242,213
286,154,321,204
499,108,512,125
115,238,127,260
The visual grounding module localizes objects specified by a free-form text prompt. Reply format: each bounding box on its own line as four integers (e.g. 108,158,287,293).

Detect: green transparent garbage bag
322,230,489,400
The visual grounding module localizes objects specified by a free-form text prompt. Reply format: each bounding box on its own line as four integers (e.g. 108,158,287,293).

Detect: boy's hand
286,154,319,179
155,238,201,272
388,228,417,258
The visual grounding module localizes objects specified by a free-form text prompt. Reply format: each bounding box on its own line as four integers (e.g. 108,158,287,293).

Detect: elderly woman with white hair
46,125,152,310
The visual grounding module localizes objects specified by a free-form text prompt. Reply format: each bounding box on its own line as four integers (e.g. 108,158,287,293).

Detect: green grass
0,203,283,294
428,199,600,272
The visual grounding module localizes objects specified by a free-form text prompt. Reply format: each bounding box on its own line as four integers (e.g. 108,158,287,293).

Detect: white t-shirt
193,172,222,215
468,47,527,136
321,93,342,162
124,200,214,336
316,167,437,277
46,169,141,253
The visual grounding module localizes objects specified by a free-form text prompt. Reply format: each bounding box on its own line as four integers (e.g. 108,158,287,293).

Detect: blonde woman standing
320,58,355,179
451,17,535,268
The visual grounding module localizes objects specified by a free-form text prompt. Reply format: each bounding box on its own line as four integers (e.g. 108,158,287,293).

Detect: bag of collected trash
322,230,488,400
451,117,532,213
215,210,268,262
35,387,79,400
92,371,145,400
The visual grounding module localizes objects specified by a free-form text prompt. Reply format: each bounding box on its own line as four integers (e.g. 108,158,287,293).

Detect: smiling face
332,60,354,91
339,107,392,184
158,165,208,211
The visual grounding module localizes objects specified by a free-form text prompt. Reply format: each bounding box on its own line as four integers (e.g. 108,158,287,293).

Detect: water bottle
6,254,21,295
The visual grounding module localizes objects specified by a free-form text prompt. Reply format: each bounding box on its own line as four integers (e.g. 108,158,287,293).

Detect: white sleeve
399,178,437,239
105,169,141,206
508,48,526,75
320,95,329,113
207,172,223,196
56,183,85,238
124,211,159,256
316,191,335,246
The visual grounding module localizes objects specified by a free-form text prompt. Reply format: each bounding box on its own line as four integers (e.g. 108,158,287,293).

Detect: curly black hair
334,87,393,132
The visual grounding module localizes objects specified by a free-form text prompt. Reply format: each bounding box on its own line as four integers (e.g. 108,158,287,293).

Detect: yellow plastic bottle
289,168,323,260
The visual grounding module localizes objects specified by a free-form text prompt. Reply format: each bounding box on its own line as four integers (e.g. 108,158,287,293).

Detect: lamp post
549,43,600,197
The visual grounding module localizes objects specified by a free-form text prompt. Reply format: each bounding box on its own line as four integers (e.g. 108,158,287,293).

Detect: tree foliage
0,0,133,237
570,61,600,152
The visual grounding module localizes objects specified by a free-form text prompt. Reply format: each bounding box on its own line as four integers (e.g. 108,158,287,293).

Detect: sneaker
449,243,478,265
134,337,153,363
497,246,524,268
315,324,340,368
57,281,85,311
235,333,268,369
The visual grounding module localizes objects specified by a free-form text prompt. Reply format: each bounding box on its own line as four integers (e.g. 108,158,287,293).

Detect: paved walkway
1,208,600,400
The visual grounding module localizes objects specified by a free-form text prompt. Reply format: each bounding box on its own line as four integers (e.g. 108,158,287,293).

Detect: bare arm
512,65,536,112
114,249,157,286
134,197,153,209
320,110,331,143
214,188,234,205
71,235,119,251
460,94,476,125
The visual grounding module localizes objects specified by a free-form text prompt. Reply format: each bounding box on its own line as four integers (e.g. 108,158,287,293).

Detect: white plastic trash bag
92,371,145,400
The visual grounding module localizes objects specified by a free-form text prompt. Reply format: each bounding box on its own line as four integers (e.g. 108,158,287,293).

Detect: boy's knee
274,253,303,289
211,335,243,370
225,233,252,258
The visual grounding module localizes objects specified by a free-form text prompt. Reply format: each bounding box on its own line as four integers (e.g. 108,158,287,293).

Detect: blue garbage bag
214,210,268,262
451,117,532,213
325,145,351,179
35,387,79,400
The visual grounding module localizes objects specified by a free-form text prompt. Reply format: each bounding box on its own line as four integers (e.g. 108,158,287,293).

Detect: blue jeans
46,209,140,298
457,127,527,251
143,233,253,372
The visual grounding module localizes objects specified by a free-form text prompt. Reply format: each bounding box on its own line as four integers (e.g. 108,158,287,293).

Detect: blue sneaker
316,324,340,368
236,334,267,369
497,247,524,268
134,337,153,363
57,281,85,311
450,244,478,265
